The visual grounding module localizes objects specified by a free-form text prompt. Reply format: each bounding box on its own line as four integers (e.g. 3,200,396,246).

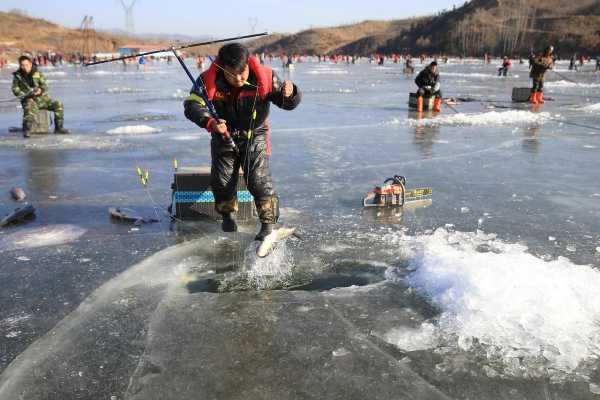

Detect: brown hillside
254,20,413,55
256,0,600,56
377,0,600,55
0,10,164,58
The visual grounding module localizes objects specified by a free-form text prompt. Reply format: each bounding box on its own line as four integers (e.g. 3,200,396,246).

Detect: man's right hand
209,118,230,138
32,88,42,96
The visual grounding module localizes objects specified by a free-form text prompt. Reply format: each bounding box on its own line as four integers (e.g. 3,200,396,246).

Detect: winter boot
416,96,424,112
433,96,442,112
221,213,238,233
22,121,32,138
529,92,539,104
255,196,279,241
255,223,275,241
54,118,70,134
537,92,545,104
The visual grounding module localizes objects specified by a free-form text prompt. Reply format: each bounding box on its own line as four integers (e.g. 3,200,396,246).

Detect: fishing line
549,117,600,132
550,69,578,84
444,101,460,114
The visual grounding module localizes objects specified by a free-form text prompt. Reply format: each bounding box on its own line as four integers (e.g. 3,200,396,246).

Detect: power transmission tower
80,15,97,58
248,17,258,34
120,0,138,33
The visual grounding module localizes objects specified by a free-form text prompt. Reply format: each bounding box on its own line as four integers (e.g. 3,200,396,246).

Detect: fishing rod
170,47,238,153
84,32,269,151
83,32,268,66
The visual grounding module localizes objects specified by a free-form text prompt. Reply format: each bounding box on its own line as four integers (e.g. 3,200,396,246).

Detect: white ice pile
408,110,551,126
383,228,600,376
41,70,67,77
545,80,600,88
306,69,349,75
99,87,146,94
401,110,550,127
442,72,508,79
106,125,160,135
581,103,600,112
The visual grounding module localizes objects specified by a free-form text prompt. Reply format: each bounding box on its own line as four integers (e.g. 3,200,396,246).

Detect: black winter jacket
415,66,440,88
184,57,301,144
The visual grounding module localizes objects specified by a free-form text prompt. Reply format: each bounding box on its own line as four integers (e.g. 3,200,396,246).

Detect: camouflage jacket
530,55,554,81
12,66,48,101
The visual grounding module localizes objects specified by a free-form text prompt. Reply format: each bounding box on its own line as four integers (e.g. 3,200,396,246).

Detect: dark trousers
210,133,278,223
531,79,544,93
417,87,442,99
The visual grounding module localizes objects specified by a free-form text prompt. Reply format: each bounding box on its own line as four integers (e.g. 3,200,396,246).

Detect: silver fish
109,207,159,225
256,227,298,258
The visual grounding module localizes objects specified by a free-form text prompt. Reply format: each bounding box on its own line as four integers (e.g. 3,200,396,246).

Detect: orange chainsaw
363,175,432,207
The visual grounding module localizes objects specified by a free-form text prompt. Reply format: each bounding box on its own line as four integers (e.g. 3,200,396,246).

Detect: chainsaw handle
384,175,406,186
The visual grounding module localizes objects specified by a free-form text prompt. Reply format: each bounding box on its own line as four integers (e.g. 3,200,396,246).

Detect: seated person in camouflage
11,54,69,137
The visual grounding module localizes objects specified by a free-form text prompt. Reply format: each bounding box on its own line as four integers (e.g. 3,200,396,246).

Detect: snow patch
106,125,160,135
0,225,86,251
442,72,509,79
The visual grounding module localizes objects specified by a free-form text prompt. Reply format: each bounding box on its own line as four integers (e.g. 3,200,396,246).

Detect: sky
0,0,465,37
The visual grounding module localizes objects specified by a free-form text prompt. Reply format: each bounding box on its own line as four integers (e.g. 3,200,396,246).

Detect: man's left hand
33,88,42,96
282,81,293,98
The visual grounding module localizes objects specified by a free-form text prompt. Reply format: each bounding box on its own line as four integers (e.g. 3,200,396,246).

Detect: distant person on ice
11,54,69,138
183,43,302,241
404,56,414,74
415,61,442,112
529,46,554,105
498,56,512,76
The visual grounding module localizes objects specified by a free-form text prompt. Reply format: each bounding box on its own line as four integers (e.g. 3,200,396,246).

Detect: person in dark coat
183,43,301,240
414,61,442,112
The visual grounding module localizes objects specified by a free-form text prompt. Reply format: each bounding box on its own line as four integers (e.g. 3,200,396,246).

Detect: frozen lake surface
0,58,600,399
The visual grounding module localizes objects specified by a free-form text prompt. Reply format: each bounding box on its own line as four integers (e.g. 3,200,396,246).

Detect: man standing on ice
11,54,70,138
529,46,554,105
183,43,301,241
415,61,442,113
